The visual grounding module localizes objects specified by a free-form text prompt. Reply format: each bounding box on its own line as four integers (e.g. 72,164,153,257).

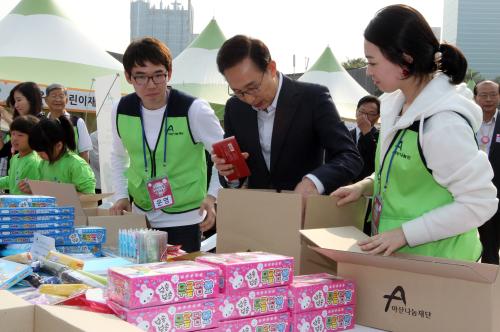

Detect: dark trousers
478,210,500,265
153,223,201,253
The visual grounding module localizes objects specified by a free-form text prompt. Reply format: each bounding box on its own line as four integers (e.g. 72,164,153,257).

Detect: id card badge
146,177,175,210
371,194,383,235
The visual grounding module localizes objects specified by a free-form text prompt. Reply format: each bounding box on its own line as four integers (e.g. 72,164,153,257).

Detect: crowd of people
1,5,499,264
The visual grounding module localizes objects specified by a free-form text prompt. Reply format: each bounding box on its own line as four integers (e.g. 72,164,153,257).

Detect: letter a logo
383,285,406,312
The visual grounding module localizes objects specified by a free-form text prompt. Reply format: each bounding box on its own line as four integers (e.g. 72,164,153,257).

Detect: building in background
130,0,195,57
443,0,500,79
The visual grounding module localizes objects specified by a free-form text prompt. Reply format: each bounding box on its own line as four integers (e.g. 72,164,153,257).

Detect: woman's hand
358,228,407,256
330,178,373,206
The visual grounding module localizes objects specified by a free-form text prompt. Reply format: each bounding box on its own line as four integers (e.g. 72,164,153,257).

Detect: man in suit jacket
212,35,362,195
474,80,500,264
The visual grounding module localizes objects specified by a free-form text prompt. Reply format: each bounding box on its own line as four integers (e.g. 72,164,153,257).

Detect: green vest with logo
116,90,207,213
374,119,481,261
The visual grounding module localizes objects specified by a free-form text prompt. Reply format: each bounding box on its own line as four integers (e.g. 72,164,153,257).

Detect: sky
0,0,444,73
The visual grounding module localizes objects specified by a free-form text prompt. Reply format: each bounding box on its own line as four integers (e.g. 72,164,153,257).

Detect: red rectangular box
212,136,251,181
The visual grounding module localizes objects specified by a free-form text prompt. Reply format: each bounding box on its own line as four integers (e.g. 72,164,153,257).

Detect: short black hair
123,37,172,77
357,95,381,114
217,35,271,74
10,115,40,136
29,116,76,163
6,82,43,118
364,4,467,85
473,80,500,96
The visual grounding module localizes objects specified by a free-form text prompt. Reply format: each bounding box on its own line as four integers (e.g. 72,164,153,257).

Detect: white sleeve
402,112,498,247
110,100,131,202
76,118,92,153
188,99,225,198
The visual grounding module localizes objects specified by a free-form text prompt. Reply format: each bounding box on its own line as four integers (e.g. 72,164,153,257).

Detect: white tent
170,19,227,119
0,0,130,112
299,46,369,120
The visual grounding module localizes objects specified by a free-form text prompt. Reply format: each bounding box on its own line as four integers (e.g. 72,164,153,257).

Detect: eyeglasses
477,93,499,99
228,72,265,98
132,73,168,86
356,109,379,117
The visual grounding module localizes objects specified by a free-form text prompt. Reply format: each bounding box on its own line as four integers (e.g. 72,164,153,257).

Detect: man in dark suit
212,35,362,196
474,80,500,264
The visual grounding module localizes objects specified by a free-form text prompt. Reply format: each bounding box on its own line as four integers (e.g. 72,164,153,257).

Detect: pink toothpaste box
288,273,355,313
108,297,222,332
291,306,355,332
108,260,220,309
220,312,290,332
218,286,288,321
196,252,293,294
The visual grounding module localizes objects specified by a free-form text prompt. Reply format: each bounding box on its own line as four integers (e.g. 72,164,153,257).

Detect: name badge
146,177,175,210
371,195,383,235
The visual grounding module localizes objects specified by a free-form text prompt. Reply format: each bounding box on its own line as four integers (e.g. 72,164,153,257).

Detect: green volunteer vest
374,120,481,261
69,115,80,153
116,91,207,213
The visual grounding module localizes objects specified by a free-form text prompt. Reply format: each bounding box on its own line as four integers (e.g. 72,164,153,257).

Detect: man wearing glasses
213,35,362,195
474,80,500,264
109,37,224,252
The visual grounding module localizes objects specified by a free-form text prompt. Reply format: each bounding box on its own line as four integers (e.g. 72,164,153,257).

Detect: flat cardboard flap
29,180,85,216
301,226,499,284
79,193,113,208
304,196,367,230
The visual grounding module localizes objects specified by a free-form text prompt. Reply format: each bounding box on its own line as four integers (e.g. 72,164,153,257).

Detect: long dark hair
364,4,467,84
29,116,76,163
6,82,43,118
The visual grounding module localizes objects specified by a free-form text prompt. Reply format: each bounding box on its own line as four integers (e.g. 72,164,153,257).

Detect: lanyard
377,129,407,195
139,104,169,173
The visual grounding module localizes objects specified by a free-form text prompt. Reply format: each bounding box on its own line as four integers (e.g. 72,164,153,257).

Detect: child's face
10,131,30,153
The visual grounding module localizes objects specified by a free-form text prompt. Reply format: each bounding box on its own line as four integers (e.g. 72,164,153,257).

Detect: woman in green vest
332,5,498,261
0,115,41,194
20,116,95,194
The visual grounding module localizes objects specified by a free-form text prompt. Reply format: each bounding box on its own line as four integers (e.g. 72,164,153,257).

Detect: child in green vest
0,115,41,194
21,116,95,194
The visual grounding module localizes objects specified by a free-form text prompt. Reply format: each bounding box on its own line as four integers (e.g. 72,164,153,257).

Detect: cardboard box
34,305,142,332
300,226,500,332
216,189,366,274
29,181,146,248
0,290,34,332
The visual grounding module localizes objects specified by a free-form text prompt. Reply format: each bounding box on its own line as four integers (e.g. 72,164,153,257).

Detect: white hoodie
378,73,498,247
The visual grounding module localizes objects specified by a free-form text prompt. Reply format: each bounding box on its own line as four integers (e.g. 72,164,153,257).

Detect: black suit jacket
222,75,362,194
488,115,500,198
349,127,379,181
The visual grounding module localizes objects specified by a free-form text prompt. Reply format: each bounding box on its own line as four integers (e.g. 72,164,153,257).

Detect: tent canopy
299,46,369,120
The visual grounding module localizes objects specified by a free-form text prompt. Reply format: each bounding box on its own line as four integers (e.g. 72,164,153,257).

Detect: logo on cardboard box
383,285,432,320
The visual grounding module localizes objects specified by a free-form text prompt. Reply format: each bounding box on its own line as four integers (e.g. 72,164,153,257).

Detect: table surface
353,324,386,331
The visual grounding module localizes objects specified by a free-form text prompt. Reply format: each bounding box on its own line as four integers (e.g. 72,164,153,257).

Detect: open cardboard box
216,188,367,274
28,181,146,248
300,226,500,332
1,290,142,332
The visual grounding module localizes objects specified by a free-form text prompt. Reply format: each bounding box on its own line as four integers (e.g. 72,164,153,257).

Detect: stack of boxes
0,195,105,256
288,273,356,331
0,195,75,245
107,260,221,331
196,252,293,332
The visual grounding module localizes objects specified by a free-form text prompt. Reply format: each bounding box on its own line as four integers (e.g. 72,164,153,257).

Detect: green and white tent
0,0,129,112
170,19,228,120
298,46,369,120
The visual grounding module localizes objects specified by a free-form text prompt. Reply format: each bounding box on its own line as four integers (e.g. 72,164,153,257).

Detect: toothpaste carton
220,312,290,332
291,306,355,332
0,227,74,238
0,232,74,245
108,297,221,332
0,214,73,223
56,244,102,256
196,252,294,294
0,206,74,216
60,226,106,245
0,195,56,208
108,260,220,309
288,273,356,313
0,220,74,230
219,286,288,321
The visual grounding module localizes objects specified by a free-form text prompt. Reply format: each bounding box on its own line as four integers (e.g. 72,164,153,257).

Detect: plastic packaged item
39,283,91,297
46,250,84,270
2,251,32,264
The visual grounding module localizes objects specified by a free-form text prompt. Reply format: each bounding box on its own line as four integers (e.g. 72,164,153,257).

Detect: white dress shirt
476,109,498,155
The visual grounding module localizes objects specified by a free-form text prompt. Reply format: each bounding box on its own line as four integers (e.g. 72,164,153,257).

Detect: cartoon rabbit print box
196,252,294,294
108,261,220,309
288,273,356,313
